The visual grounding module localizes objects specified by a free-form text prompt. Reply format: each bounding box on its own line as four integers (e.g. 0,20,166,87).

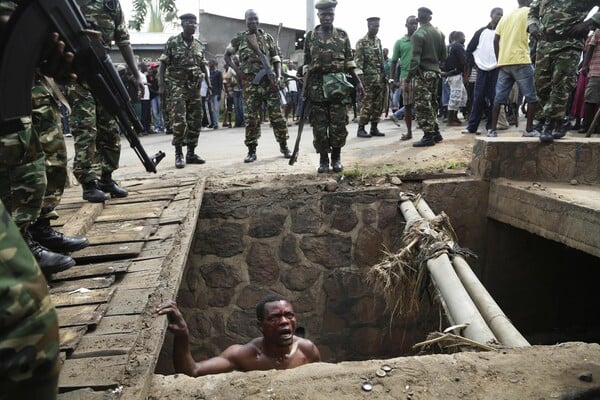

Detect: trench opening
155,183,600,374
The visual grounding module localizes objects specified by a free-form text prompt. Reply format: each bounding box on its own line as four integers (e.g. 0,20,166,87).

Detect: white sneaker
486,129,497,137
522,128,540,137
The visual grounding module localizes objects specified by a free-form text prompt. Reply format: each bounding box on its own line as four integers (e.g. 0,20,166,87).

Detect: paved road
64,117,525,182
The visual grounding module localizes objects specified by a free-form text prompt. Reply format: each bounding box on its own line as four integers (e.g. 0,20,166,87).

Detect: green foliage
128,0,178,32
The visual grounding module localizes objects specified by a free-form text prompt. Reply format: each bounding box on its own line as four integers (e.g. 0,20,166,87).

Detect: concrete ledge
470,137,600,184
488,178,600,258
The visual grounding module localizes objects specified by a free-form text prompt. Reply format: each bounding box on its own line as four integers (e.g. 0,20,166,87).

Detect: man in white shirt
464,8,503,134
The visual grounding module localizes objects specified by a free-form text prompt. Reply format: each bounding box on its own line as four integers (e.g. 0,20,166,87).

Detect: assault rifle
289,70,310,166
246,33,277,87
0,0,164,173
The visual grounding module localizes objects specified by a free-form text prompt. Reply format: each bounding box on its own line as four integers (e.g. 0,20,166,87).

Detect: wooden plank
58,355,128,390
128,257,165,273
159,199,192,224
118,271,160,290
49,276,115,294
84,219,158,245
56,304,108,328
52,261,130,281
51,287,116,307
148,223,179,241
71,332,138,359
59,326,88,354
61,203,105,237
106,192,175,205
89,315,142,335
95,201,166,222
105,287,155,316
72,241,145,263
58,388,112,400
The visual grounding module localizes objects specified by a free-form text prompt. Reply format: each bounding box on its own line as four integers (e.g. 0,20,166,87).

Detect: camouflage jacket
303,26,357,103
227,28,281,80
160,33,207,86
355,34,384,82
74,0,130,51
303,26,356,76
528,0,600,46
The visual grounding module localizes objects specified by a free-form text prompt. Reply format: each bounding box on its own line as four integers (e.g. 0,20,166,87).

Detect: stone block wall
155,180,492,374
156,184,445,373
470,138,600,184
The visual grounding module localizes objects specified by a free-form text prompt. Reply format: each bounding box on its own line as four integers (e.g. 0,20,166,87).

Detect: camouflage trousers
32,81,68,221
0,200,60,400
168,83,202,147
310,101,349,153
243,83,288,147
358,78,384,126
65,82,121,184
535,42,580,121
0,118,47,233
162,83,172,134
414,71,441,133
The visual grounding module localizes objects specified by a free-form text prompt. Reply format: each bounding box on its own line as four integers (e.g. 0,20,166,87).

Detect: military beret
417,7,433,16
366,17,380,22
179,13,197,21
315,0,337,10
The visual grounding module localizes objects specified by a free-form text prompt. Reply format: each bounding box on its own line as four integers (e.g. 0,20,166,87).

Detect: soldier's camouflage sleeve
112,0,130,48
0,200,60,396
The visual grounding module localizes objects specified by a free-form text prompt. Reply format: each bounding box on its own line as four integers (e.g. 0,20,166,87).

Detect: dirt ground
149,342,600,399
132,118,600,399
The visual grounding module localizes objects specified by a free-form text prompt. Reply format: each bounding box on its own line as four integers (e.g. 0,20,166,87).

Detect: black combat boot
175,146,185,169
552,118,569,139
82,180,109,203
539,120,556,143
433,130,443,142
244,145,257,163
279,142,292,159
186,146,206,164
24,231,75,275
331,147,343,172
317,152,330,173
29,218,89,253
370,123,385,136
357,125,371,138
98,171,128,198
412,133,436,147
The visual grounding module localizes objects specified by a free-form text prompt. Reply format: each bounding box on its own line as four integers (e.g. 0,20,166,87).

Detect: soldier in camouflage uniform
0,2,77,274
29,76,89,257
159,13,210,169
406,7,447,147
527,0,600,142
0,200,61,400
65,0,141,202
303,0,364,173
355,17,386,138
224,9,291,163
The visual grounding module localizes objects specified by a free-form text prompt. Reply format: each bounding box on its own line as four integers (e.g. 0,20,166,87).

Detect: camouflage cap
315,0,337,10
179,13,197,21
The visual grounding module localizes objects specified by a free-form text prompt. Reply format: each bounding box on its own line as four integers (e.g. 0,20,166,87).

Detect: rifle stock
0,0,162,173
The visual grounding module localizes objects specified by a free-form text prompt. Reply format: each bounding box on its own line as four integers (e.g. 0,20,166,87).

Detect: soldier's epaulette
334,27,349,38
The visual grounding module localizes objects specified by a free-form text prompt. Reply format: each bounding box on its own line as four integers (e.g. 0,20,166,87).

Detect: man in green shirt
407,7,446,147
391,15,419,141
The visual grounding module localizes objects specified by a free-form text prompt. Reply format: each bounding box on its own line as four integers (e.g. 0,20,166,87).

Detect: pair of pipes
399,196,530,348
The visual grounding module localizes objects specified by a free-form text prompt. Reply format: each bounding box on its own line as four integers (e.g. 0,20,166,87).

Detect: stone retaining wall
155,180,490,374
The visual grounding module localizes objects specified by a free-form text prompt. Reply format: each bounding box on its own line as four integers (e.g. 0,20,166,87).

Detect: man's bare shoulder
296,336,321,361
